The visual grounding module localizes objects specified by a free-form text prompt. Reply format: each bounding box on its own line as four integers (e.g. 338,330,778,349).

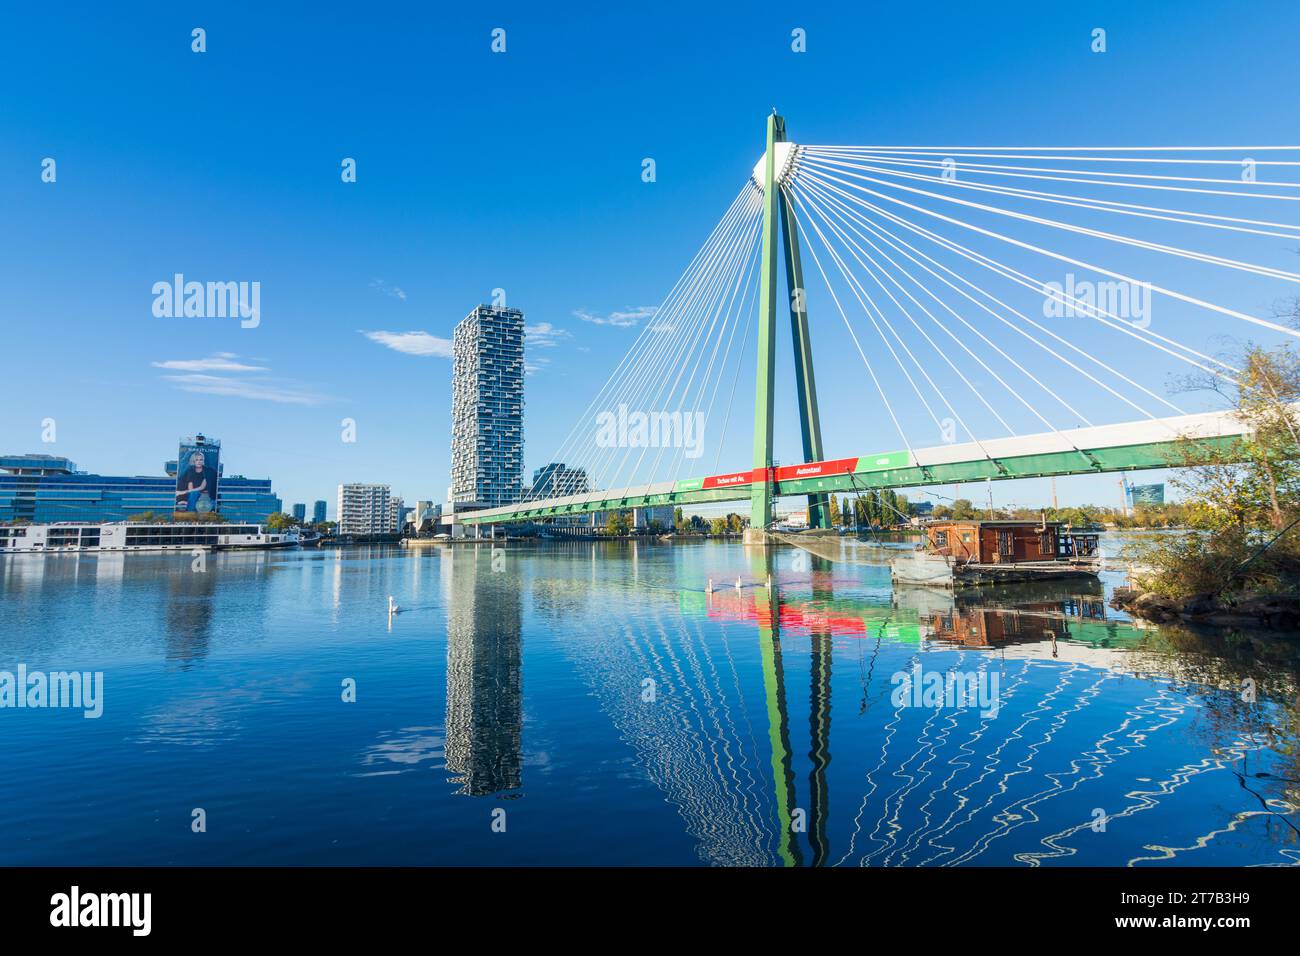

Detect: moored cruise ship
0,521,298,554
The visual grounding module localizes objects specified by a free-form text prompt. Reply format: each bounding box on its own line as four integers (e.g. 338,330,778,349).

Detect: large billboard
175,436,220,516
1129,482,1165,507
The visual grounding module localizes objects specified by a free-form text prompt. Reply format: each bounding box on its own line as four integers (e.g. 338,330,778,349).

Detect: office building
336,483,393,536
0,444,282,525
528,462,589,499
312,500,327,524
389,496,406,533
292,503,306,522
450,305,525,510
413,500,439,534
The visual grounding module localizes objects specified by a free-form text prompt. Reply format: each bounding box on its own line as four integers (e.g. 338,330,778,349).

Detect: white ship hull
0,522,298,554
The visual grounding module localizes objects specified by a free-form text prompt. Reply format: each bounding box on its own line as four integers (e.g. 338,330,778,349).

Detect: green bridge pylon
750,112,832,535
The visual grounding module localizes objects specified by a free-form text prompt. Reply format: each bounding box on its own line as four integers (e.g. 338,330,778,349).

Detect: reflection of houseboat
891,578,1134,659
0,521,299,553
891,519,1101,588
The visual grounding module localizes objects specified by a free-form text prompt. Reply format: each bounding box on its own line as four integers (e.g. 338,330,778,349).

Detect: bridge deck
459,408,1256,526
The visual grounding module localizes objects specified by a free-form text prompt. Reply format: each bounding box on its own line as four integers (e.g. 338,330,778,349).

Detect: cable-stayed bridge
462,114,1300,533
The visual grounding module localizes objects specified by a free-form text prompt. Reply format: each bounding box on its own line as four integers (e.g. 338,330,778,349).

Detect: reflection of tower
163,560,218,667
444,546,523,796
807,564,833,867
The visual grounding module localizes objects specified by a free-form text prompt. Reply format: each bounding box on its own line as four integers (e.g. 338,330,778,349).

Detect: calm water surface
1,538,1297,866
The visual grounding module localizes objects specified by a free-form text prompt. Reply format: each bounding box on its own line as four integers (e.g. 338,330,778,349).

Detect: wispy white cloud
573,306,656,328
524,322,570,347
151,354,268,373
370,279,408,301
359,330,453,358
153,353,327,404
160,373,327,405
525,355,552,376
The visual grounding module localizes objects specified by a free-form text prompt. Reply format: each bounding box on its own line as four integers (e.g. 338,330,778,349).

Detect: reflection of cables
857,625,885,716
1230,765,1300,839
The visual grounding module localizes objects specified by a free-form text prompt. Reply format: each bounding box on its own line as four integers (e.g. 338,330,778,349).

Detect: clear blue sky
3,1,1298,515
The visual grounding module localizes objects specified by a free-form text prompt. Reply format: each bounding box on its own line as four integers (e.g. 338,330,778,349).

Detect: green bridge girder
459,430,1242,526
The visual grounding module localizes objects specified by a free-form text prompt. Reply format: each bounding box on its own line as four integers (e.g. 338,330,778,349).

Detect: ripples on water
0,538,1296,866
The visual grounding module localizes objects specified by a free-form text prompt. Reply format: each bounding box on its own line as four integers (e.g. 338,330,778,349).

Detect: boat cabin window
933,530,948,547
1038,532,1053,556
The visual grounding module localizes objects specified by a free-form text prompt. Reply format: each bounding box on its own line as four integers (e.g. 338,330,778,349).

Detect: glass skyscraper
450,305,525,509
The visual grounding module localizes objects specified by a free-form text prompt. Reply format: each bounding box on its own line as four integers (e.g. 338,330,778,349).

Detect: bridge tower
749,112,831,539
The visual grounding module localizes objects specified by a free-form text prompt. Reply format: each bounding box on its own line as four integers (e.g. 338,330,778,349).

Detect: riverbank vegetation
1118,340,1300,626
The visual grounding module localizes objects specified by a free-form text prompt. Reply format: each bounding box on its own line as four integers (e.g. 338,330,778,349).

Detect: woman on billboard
176,450,215,513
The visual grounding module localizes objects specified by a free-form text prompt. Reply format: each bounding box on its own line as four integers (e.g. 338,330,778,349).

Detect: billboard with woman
175,439,220,516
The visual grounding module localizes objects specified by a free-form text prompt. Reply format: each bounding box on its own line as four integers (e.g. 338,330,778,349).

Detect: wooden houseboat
890,519,1102,588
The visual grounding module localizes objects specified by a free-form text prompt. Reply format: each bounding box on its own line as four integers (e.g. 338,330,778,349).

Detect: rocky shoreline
1111,588,1300,631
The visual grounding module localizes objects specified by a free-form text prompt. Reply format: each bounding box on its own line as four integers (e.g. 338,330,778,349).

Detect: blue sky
3,1,1299,515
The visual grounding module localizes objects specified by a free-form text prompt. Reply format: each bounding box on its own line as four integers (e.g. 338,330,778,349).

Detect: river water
1,537,1297,866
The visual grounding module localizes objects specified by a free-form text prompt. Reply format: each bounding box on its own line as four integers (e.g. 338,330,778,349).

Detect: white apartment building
337,483,393,535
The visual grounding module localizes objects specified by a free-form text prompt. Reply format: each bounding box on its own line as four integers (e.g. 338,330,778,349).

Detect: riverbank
1111,587,1300,631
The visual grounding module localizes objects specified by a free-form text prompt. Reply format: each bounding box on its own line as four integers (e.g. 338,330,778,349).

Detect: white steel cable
801,152,1300,241
797,161,1300,339
594,199,763,492
796,168,1242,385
799,155,1300,287
791,179,1019,433
794,187,948,434
527,183,759,498
792,183,994,441
578,188,763,492
792,182,1092,430
796,171,1181,419
790,197,916,454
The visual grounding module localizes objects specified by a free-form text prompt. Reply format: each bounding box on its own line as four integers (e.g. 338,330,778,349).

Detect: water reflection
3,541,1295,866
444,546,523,797
450,543,1300,866
163,559,217,667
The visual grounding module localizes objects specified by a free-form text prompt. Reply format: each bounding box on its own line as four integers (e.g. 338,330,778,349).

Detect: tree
852,496,868,527
951,498,977,520
1127,342,1300,598
710,516,728,535
895,491,911,517
673,506,690,534
647,518,665,535
1172,343,1300,533
266,512,299,531
605,510,633,536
